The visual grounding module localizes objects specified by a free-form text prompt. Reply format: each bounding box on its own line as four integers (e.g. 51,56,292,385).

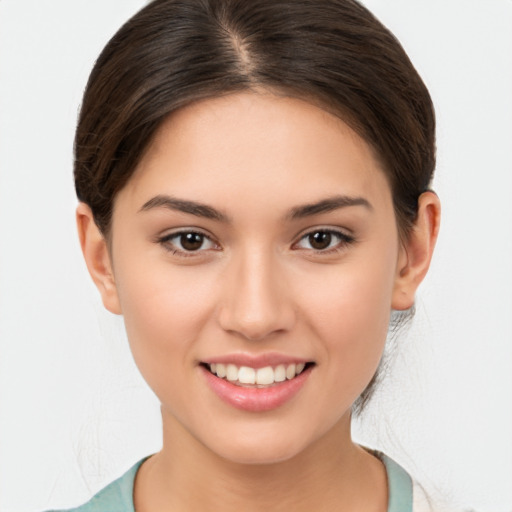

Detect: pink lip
200,364,313,412
202,353,310,369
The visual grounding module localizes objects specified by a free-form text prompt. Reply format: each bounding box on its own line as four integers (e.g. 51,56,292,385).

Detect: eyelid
292,226,355,252
156,228,221,255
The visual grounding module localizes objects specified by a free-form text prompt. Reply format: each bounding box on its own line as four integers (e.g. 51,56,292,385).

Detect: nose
217,249,295,341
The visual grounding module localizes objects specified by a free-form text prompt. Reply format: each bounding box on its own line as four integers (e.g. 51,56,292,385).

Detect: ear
392,191,441,311
76,203,122,315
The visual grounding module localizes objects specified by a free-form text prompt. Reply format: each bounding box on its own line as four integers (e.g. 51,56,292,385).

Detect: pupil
309,231,331,250
181,233,203,251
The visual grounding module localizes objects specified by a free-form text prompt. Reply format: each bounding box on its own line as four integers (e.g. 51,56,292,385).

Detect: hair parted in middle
74,0,436,413
75,0,435,239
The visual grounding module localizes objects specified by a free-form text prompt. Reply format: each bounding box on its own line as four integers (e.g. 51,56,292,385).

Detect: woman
57,0,442,510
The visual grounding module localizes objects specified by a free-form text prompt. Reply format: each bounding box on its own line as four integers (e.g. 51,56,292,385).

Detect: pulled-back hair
75,0,435,240
74,0,436,412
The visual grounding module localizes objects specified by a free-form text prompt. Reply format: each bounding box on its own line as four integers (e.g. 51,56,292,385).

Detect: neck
134,411,387,512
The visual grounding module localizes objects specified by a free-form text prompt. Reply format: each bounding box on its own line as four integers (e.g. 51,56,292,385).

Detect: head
76,0,440,463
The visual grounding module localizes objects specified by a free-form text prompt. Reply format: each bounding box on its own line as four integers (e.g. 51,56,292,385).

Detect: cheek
112,257,218,390
302,251,396,335
297,254,397,397
116,252,216,328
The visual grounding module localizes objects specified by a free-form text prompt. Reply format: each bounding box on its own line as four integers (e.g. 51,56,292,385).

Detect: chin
205,427,315,466
219,444,302,466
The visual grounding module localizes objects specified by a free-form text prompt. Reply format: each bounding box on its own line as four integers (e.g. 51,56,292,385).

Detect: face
106,92,406,464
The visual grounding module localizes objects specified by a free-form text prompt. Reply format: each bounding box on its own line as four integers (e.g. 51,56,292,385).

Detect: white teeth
226,364,238,382
238,366,256,384
256,366,274,385
216,363,226,378
274,365,286,382
209,362,309,386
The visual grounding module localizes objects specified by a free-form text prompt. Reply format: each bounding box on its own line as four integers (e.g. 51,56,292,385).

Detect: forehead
119,92,392,215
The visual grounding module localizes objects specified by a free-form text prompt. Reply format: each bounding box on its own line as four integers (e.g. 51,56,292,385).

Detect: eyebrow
286,195,373,219
139,194,372,222
139,195,230,222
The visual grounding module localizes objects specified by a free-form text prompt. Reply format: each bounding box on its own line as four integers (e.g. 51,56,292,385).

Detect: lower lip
201,365,313,412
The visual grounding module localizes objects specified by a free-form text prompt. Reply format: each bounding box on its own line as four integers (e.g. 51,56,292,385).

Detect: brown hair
75,0,435,238
74,0,436,411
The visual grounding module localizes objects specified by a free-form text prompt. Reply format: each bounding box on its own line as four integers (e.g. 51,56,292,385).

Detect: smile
206,362,310,387
200,359,315,412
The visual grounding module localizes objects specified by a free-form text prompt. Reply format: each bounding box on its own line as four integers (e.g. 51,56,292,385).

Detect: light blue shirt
48,452,413,512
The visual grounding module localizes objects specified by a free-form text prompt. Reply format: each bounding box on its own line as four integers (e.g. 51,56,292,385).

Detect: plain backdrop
0,1,511,511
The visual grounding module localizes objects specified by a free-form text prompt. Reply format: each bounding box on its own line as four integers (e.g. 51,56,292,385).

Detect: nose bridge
218,243,294,340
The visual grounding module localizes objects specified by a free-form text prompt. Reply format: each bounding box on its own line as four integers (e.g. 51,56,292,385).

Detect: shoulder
377,452,414,511
401,462,475,512
374,451,459,512
44,458,146,512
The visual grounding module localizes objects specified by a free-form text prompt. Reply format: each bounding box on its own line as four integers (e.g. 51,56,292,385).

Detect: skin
78,92,440,511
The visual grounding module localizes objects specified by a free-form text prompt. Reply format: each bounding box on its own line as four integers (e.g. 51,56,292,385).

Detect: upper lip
201,353,313,369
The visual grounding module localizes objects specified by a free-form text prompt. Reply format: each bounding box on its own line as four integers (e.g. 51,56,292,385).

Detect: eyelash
293,228,355,254
157,228,355,257
157,230,219,257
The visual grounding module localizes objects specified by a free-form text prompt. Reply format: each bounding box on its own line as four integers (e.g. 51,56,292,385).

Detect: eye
159,230,219,255
294,229,354,252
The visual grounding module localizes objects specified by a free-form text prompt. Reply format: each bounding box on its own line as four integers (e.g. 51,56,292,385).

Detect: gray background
1,1,511,511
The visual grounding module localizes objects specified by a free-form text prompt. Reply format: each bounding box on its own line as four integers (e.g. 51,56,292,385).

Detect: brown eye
294,229,354,253
308,231,332,250
180,232,204,251
159,230,217,254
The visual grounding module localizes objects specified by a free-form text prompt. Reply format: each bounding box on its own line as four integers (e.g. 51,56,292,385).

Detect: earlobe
76,203,122,315
392,191,441,311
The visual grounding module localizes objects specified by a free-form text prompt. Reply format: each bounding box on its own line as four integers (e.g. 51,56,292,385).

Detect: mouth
200,358,315,412
200,361,315,388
